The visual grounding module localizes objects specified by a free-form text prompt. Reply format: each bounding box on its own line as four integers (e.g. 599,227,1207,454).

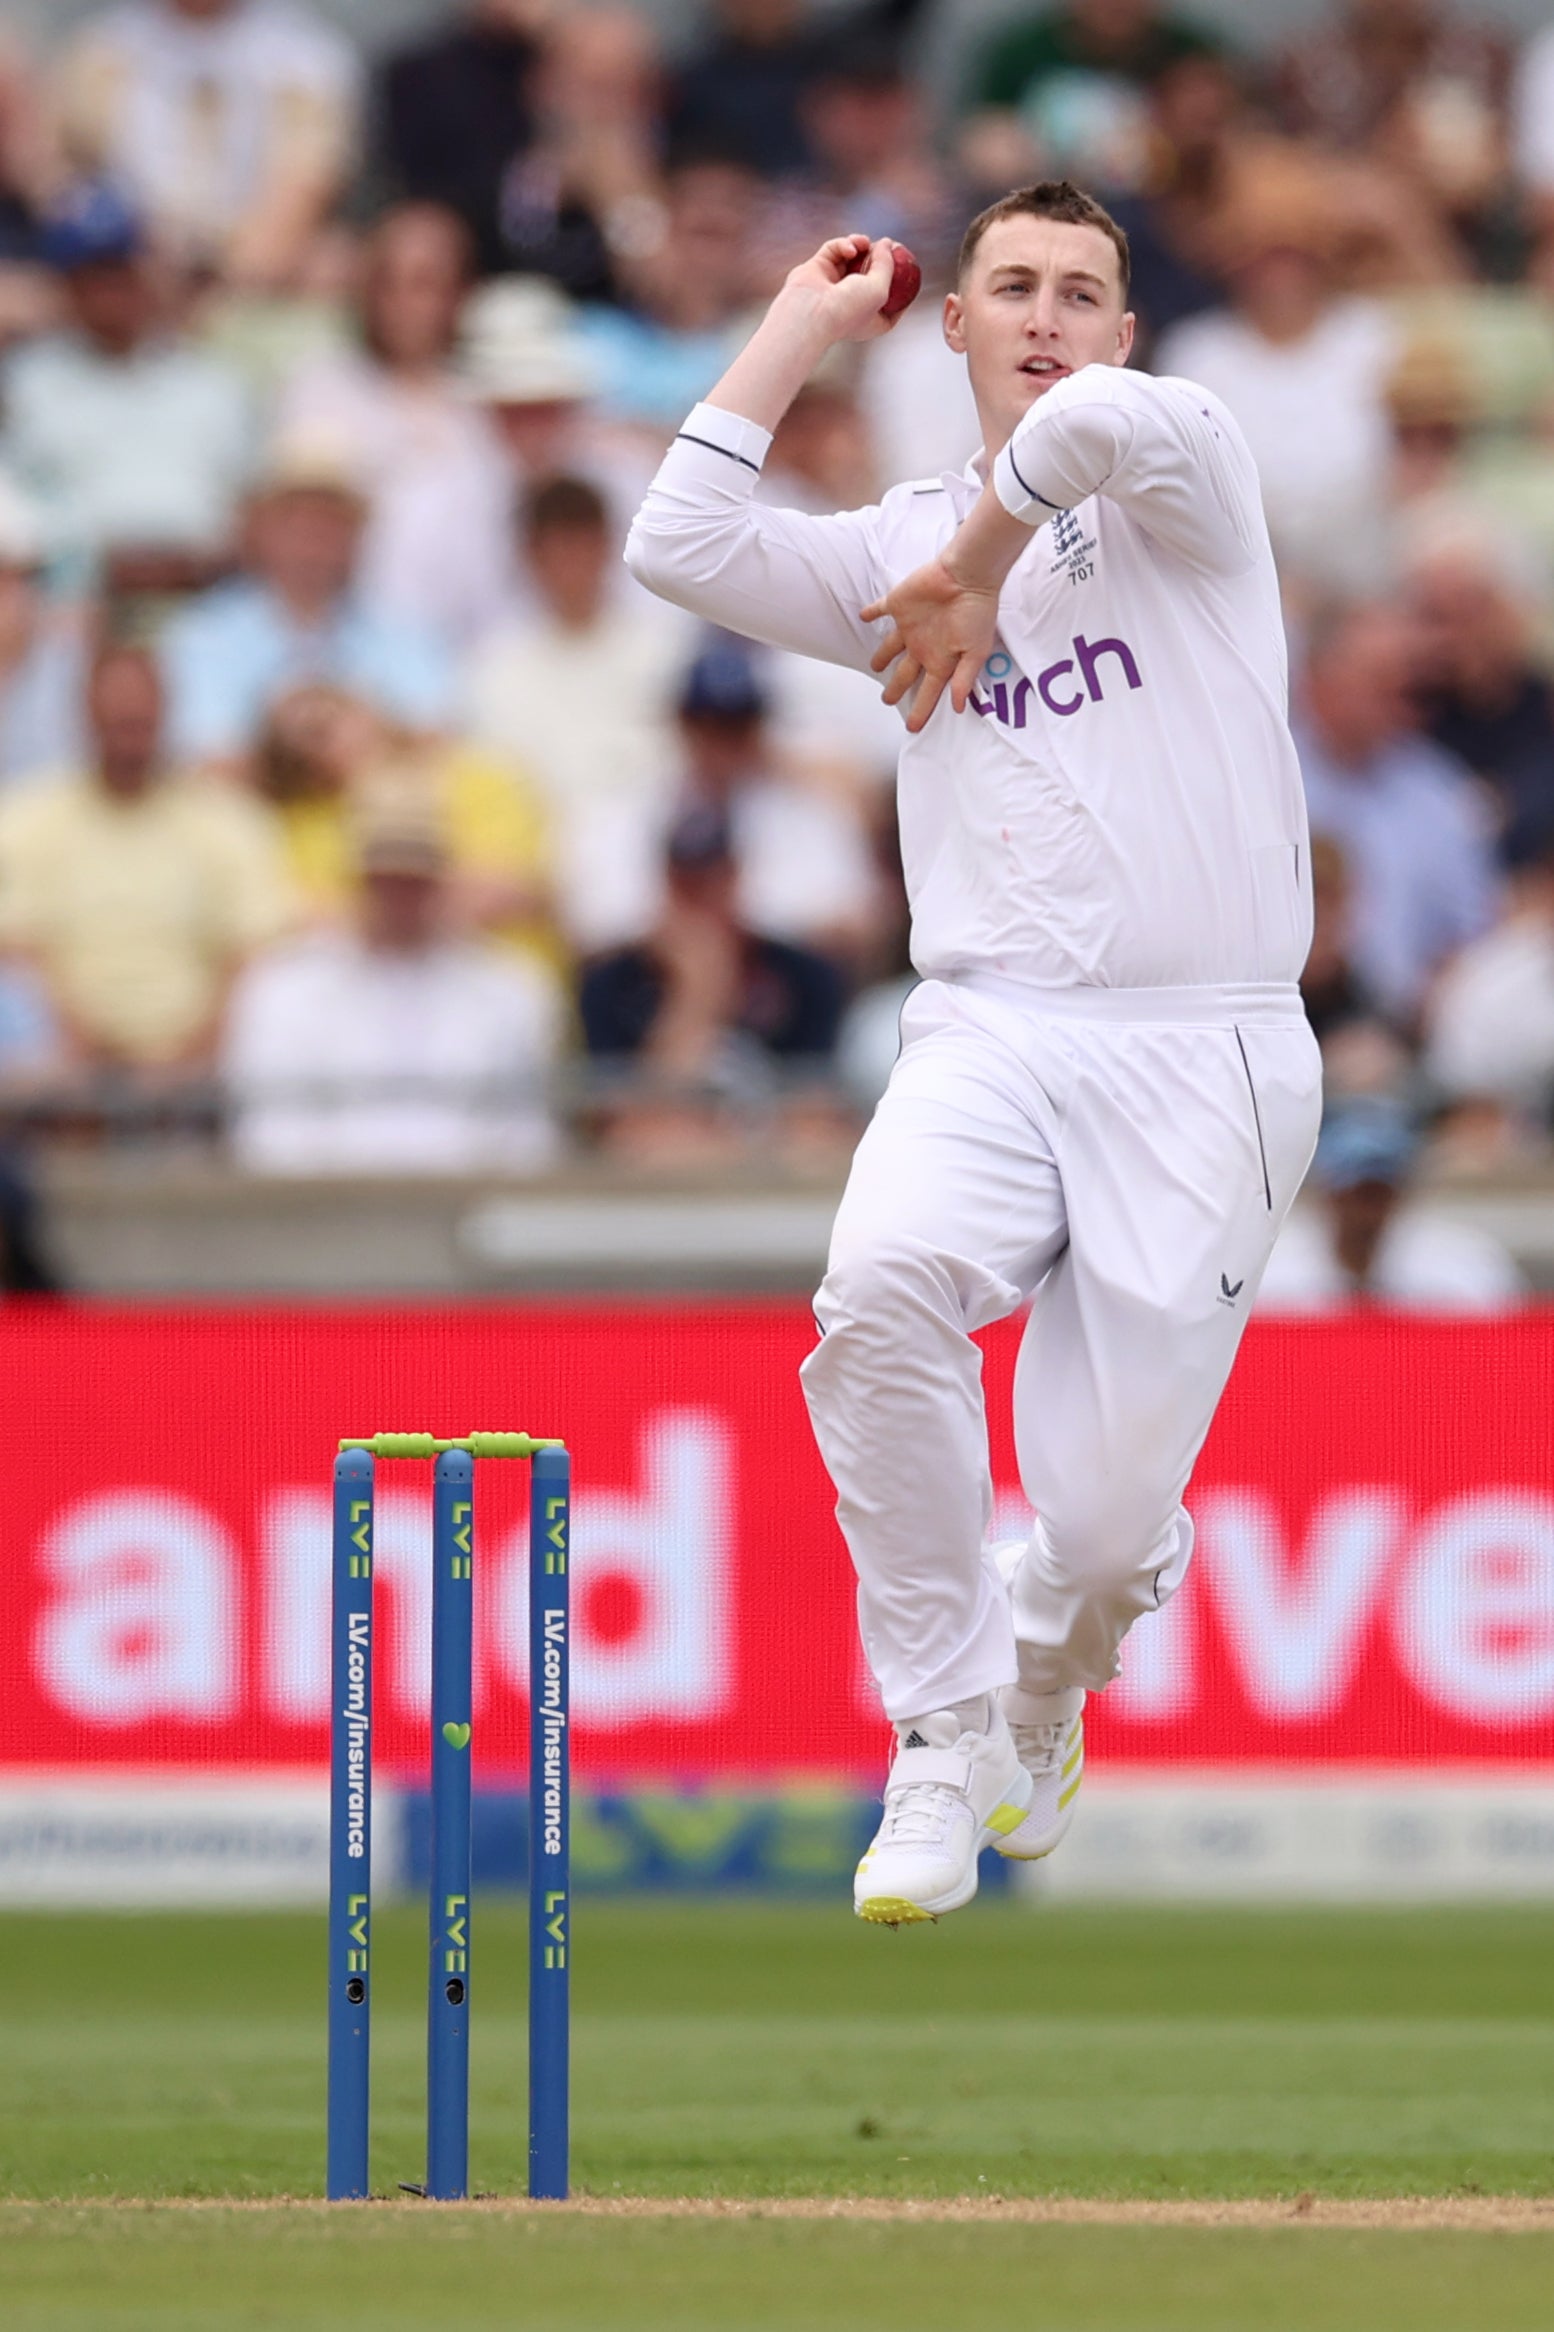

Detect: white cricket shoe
853,1697,1034,1925
991,1684,1085,1861
987,1539,1085,1862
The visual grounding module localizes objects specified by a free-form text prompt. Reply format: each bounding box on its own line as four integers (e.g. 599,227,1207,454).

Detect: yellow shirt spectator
0,643,294,1067
0,770,295,1064
255,686,560,977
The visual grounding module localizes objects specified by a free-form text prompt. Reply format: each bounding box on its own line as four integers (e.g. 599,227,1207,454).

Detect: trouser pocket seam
1233,1024,1272,1211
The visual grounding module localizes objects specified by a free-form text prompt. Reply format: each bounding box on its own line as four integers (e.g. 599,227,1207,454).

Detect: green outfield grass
0,1902,1551,2328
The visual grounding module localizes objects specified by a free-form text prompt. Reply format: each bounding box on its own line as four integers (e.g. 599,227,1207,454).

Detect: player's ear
1114,309,1136,367
943,290,967,355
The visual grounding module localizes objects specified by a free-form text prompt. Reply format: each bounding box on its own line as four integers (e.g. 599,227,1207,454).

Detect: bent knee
814,1236,992,1341
1035,1498,1183,1601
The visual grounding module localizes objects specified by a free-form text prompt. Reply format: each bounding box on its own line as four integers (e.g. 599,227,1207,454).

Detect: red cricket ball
839,239,922,321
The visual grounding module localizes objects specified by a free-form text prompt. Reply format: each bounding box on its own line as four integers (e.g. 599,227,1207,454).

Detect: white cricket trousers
801,977,1322,1722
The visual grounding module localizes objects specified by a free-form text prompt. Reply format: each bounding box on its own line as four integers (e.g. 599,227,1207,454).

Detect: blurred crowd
0,0,1546,1290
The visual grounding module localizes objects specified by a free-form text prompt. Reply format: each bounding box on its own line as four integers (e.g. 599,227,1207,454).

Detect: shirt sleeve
624,403,889,674
992,365,1263,576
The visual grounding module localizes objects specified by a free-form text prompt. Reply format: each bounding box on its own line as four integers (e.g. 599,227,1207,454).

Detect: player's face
945,217,1134,452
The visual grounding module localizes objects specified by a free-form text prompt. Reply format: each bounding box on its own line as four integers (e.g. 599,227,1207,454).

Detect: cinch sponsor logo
970,635,1142,725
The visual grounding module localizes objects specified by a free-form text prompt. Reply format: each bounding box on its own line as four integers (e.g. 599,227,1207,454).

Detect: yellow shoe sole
854,1895,938,1927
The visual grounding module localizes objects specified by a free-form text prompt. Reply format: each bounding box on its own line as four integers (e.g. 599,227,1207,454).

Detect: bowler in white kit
627,181,1322,1924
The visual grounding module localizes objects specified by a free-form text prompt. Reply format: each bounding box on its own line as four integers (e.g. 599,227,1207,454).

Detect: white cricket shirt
626,364,1312,997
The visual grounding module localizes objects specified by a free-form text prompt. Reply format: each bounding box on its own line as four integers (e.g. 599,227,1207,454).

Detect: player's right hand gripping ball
841,240,922,321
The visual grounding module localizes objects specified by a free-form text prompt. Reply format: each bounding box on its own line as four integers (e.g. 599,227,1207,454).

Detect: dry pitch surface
1,1901,1550,2329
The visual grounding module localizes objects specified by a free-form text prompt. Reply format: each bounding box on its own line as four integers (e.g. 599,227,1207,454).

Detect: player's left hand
861,560,1001,734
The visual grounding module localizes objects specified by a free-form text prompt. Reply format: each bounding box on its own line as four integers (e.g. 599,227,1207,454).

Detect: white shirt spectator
277,351,515,647
762,644,903,796
728,775,878,951
463,600,688,953
857,301,982,491
1257,1202,1525,1312
1155,302,1395,592
223,927,561,1174
2,331,253,572
54,1,361,270
1512,25,1554,197
1423,903,1554,1118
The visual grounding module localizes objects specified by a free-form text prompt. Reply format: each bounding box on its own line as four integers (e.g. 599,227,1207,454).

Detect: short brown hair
958,180,1130,300
522,473,609,540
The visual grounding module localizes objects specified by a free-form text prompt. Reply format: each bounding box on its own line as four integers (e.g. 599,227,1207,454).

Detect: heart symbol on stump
442,1722,471,1750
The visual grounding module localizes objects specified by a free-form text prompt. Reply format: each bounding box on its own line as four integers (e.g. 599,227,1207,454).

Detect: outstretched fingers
905,667,948,734
880,651,922,709
868,623,905,675
949,649,984,715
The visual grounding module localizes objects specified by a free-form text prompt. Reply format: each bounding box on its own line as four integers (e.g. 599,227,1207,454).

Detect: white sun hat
458,276,598,406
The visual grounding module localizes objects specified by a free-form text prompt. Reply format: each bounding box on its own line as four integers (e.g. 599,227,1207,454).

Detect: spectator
0,32,46,265
1272,0,1512,272
378,1,544,276
1296,600,1500,1029
457,275,655,587
1301,830,1394,1043
834,792,915,1113
1423,840,1554,1164
277,203,513,647
580,800,845,1083
1378,333,1482,518
579,155,760,432
753,30,967,295
961,0,1224,196
223,784,561,1175
1512,21,1554,243
670,643,878,967
0,33,55,349
160,430,454,765
1102,53,1239,358
855,250,981,487
462,475,684,954
1256,1096,1524,1310
0,476,88,785
1155,162,1397,593
51,0,361,289
0,642,292,1082
253,681,555,971
0,959,63,1103
1300,828,1412,1100
480,5,662,303
0,1149,63,1294
666,0,826,180
4,182,253,592
758,382,906,787
1405,525,1554,864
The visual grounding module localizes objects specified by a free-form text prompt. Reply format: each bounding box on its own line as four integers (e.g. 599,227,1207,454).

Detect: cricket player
626,180,1321,1924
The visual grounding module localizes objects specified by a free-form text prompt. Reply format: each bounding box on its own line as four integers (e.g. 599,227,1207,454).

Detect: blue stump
426,1447,475,2199
528,1446,570,2199
327,1446,375,2199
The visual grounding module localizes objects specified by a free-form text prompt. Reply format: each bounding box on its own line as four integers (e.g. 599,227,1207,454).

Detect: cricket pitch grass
1,1901,1550,2329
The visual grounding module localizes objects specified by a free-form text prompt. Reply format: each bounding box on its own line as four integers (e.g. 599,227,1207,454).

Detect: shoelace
1007,1717,1075,1777
878,1780,965,1847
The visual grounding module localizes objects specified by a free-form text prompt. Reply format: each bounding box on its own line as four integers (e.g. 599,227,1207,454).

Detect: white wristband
676,401,774,476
